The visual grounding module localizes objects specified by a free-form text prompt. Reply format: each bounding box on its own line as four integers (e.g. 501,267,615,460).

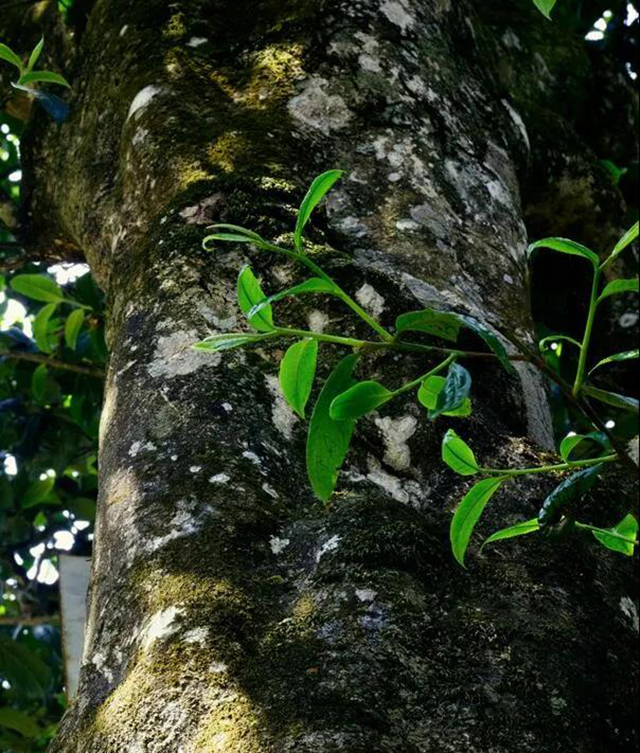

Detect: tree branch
0,348,105,378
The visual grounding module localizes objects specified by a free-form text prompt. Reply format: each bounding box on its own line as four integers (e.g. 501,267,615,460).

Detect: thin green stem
480,453,617,478
391,354,456,397
274,327,367,348
574,521,638,546
572,266,601,397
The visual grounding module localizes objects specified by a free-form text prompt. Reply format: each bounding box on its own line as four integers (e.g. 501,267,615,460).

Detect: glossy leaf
418,375,471,417
249,278,336,319
0,43,22,71
591,514,638,556
559,434,586,462
527,237,599,267
538,464,602,527
26,37,44,73
32,302,57,353
450,476,507,566
18,70,70,88
279,338,319,418
237,265,274,332
295,170,344,252
395,308,462,342
330,380,393,421
456,314,515,374
538,334,581,352
65,308,85,350
10,274,66,304
193,332,274,352
306,354,359,501
533,0,557,18
604,221,639,267
589,349,639,375
597,278,638,303
582,385,639,413
429,362,472,419
481,518,540,551
442,429,479,476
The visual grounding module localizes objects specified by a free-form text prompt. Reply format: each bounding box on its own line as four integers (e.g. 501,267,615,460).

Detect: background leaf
10,275,66,304
33,303,57,353
64,308,84,350
18,71,70,88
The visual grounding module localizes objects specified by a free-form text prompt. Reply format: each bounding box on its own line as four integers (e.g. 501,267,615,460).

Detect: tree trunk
14,0,639,750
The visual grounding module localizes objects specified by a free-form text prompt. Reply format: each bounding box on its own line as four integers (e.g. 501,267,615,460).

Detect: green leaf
9,274,66,304
237,266,274,332
18,70,70,88
26,37,44,73
456,314,515,374
279,339,319,418
597,278,639,303
0,708,41,738
428,362,472,419
538,334,581,351
249,277,336,320
604,221,639,267
532,0,556,18
395,308,462,343
0,637,51,697
538,464,602,527
329,380,393,421
559,434,587,462
481,518,540,551
31,364,48,403
441,429,479,476
32,303,57,353
527,237,599,267
591,514,638,557
306,354,359,501
64,308,84,350
450,477,507,566
418,375,471,417
589,349,639,375
22,476,56,509
294,170,344,252
0,43,22,72
582,385,639,413
193,332,274,353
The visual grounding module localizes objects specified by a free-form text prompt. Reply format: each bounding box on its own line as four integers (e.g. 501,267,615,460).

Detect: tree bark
12,0,639,750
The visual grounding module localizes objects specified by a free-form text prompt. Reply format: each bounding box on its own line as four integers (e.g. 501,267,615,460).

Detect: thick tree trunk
14,0,639,750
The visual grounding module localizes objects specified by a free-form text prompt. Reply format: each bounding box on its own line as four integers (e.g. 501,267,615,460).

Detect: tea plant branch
572,265,601,396
0,348,104,378
480,453,617,477
574,522,639,546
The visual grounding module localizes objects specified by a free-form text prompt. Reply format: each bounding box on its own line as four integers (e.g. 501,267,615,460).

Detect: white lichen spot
396,218,420,231
316,535,341,562
183,627,209,645
307,310,330,333
486,178,511,206
127,85,163,121
288,76,352,135
359,54,382,73
222,402,233,412
148,328,216,379
265,375,297,439
620,597,639,632
91,653,113,682
262,483,279,499
139,606,184,651
388,172,402,182
380,0,415,30
187,37,208,47
355,283,385,318
367,467,409,504
120,24,129,37
190,465,202,474
242,451,262,466
171,455,178,462
129,441,156,458
503,273,514,285
374,415,417,471
270,536,290,555
502,99,530,151
619,312,638,328
356,588,377,602
209,473,231,484
209,661,228,674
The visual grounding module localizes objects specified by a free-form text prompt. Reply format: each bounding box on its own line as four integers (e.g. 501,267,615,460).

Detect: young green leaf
249,278,336,319
603,221,639,267
0,43,22,71
538,464,602,527
597,278,638,304
32,302,57,353
394,308,462,342
22,475,56,508
193,332,274,353
532,0,557,19
418,375,471,417
481,518,540,551
294,170,344,252
10,274,66,303
590,514,638,557
441,429,479,476
31,364,48,403
306,354,359,501
330,381,393,421
19,70,70,88
26,37,44,73
538,334,581,351
279,338,319,418
589,349,639,375
237,265,274,332
450,476,507,566
559,434,587,462
65,308,85,350
527,237,599,267
582,385,639,413
429,362,472,420
203,224,265,250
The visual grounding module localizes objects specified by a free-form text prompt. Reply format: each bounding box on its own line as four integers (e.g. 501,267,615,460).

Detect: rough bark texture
10,0,640,750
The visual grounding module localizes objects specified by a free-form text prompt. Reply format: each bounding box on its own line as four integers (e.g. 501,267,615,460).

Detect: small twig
0,349,105,378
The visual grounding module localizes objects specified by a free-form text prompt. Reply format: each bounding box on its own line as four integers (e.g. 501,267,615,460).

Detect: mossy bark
12,0,639,750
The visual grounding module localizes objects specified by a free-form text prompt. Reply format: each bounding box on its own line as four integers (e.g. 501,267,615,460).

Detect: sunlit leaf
597,278,639,304
418,375,471,417
480,518,540,551
559,434,587,461
0,43,22,71
295,170,344,252
237,265,274,332
590,514,638,556
527,237,599,267
18,70,70,88
26,37,44,73
442,429,479,476
330,380,393,421
193,332,274,353
532,0,557,18
589,349,639,375
32,303,57,353
604,221,639,267
279,339,318,418
65,308,84,350
450,476,507,566
10,274,66,304
249,278,336,320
